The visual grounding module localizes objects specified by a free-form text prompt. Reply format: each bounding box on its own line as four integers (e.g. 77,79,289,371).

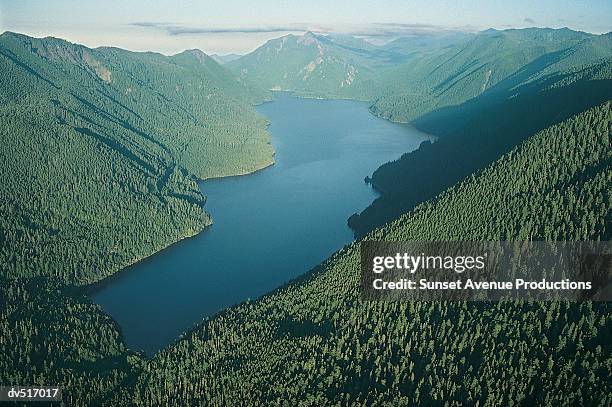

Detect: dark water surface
91,93,432,354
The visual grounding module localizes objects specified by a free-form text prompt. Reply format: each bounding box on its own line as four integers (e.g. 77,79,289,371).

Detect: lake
90,93,433,355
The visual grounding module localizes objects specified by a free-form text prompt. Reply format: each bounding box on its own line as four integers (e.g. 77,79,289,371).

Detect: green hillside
0,278,141,406
228,31,394,100
370,28,596,124
131,103,611,406
228,31,472,101
3,91,609,407
0,32,273,284
350,31,612,236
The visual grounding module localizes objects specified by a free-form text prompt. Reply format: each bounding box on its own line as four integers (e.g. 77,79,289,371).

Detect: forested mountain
3,92,609,407
381,31,473,58
0,31,274,403
0,278,141,405
227,31,378,99
0,31,273,284
349,30,612,236
370,28,596,124
228,31,474,100
129,103,611,406
227,27,599,108
227,31,424,100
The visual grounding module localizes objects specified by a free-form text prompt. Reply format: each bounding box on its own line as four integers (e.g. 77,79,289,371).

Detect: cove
90,92,433,355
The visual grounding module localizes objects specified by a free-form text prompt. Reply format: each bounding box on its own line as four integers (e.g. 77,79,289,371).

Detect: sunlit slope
132,104,611,406
229,31,472,101
228,32,392,100
370,28,597,124
82,44,274,179
0,32,273,284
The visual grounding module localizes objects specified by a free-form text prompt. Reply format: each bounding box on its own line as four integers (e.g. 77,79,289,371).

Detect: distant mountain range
370,28,607,125
227,31,469,99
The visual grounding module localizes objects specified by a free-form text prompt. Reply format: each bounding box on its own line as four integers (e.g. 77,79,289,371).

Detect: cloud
129,21,469,39
130,22,310,36
524,18,536,24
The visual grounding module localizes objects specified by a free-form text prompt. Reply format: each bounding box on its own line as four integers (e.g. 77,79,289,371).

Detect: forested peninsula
0,31,274,285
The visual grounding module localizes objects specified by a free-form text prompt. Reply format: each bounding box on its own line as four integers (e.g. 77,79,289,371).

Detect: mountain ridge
0,31,273,284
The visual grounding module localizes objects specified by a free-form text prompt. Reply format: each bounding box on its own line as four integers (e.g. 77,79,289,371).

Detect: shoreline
84,93,429,295
269,88,371,103
200,158,275,182
83,156,278,357
84,156,277,295
83,221,209,295
82,93,428,356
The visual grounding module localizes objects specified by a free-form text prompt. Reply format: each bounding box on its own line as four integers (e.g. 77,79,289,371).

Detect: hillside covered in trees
349,30,612,236
2,95,608,407
0,32,274,285
1,27,610,406
130,102,612,406
0,277,142,405
0,31,276,404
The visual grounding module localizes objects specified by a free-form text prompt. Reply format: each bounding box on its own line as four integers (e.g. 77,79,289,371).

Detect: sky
1,0,611,55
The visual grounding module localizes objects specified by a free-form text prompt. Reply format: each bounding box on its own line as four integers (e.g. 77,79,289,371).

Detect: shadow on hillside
414,48,582,135
349,70,612,237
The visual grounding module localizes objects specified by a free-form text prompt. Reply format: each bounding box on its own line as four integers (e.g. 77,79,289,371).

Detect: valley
90,92,432,355
1,26,610,406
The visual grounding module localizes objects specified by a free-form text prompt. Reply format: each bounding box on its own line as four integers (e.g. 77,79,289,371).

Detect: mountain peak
185,48,206,56
179,48,211,64
298,31,321,45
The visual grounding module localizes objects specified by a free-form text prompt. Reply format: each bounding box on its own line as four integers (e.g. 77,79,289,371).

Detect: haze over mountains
227,30,471,99
1,25,611,405
210,53,242,65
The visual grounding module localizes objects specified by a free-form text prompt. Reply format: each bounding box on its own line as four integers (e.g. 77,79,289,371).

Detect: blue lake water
90,93,433,355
